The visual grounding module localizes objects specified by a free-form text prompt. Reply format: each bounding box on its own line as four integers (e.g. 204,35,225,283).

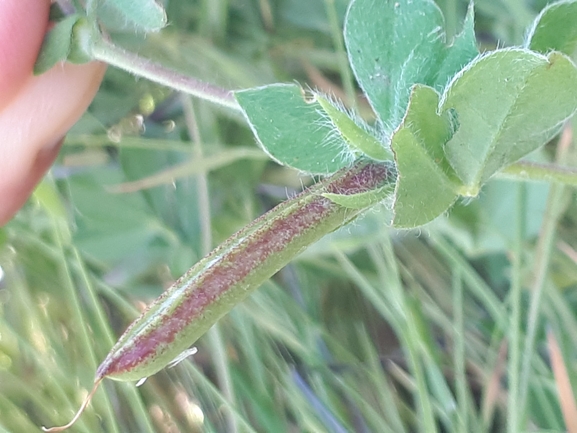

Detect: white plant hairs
307,87,394,171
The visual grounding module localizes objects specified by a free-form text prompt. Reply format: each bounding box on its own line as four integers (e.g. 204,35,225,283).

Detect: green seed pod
43,160,392,432
96,160,392,382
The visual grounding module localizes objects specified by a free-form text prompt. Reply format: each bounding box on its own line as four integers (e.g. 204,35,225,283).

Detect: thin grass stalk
507,182,526,432
518,127,573,419
73,253,157,433
42,178,159,432
517,182,567,415
3,267,85,428
338,240,437,432
69,249,158,433
430,235,507,331
404,323,439,433
323,0,357,108
49,203,122,433
377,237,439,433
358,328,407,432
183,365,258,433
547,328,577,432
332,378,397,433
182,94,238,433
452,269,468,432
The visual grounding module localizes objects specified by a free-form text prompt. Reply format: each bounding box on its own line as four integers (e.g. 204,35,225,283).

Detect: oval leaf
235,84,351,174
434,3,478,89
34,15,81,74
392,85,460,228
98,0,167,32
344,0,478,130
526,0,577,58
441,49,577,190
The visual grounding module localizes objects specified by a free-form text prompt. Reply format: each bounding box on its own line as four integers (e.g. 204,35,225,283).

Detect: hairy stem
498,160,577,186
91,38,240,111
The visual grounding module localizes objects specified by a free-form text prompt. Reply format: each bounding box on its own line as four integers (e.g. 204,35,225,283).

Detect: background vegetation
1,0,577,431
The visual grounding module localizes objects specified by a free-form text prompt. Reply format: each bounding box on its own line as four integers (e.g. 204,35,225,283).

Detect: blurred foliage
2,0,577,432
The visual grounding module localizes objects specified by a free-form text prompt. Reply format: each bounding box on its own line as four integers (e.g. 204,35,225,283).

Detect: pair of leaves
236,0,477,176
393,49,577,227
394,0,577,227
34,15,92,74
236,0,478,225
236,0,577,228
344,0,477,131
35,0,577,228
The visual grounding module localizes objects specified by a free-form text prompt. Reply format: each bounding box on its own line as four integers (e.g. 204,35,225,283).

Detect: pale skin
0,0,106,225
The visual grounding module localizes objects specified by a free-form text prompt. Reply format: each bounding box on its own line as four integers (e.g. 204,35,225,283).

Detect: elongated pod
44,160,392,431
96,160,392,382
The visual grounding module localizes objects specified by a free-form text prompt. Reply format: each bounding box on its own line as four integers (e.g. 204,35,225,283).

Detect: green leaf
235,84,351,174
392,85,460,228
34,15,81,74
69,167,166,265
97,0,167,32
441,49,577,191
434,3,478,89
344,0,478,130
445,180,550,255
322,184,393,209
34,15,94,74
315,94,392,161
526,0,577,58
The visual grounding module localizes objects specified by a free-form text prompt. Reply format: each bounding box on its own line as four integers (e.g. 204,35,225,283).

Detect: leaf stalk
90,38,241,111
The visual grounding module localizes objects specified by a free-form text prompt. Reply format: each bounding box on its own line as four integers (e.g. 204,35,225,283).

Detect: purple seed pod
43,159,392,432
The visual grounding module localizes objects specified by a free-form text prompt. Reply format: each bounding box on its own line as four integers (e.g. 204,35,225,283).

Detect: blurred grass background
2,0,577,431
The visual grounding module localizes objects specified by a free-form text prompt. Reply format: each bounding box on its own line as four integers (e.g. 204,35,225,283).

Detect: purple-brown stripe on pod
42,160,392,432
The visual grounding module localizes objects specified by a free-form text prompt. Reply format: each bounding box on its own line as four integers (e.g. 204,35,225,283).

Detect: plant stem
498,160,577,186
90,38,241,112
